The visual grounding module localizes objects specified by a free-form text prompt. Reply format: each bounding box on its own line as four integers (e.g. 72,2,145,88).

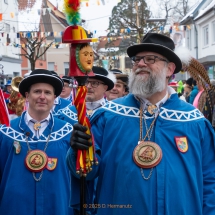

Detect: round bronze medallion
133,141,162,168
25,150,48,172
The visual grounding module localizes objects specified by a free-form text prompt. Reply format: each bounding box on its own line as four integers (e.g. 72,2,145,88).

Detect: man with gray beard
67,33,215,215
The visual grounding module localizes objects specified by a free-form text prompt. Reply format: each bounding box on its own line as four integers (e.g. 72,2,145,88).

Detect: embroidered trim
159,108,204,121
102,101,204,121
60,106,78,121
0,123,73,142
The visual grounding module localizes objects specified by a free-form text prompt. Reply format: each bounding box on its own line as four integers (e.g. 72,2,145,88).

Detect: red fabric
3,92,16,114
0,90,10,126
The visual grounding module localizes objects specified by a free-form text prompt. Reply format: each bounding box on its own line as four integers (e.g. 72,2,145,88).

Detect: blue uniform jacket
0,112,74,215
67,93,215,215
53,97,71,117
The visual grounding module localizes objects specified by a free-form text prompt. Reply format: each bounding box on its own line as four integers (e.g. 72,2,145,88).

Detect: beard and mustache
128,66,167,98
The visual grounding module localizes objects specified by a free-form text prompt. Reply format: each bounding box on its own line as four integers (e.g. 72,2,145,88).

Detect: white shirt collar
25,112,51,138
86,97,106,110
137,88,173,112
54,97,59,104
25,111,51,123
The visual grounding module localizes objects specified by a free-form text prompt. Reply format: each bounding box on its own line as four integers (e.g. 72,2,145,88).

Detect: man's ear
104,85,108,92
167,62,176,78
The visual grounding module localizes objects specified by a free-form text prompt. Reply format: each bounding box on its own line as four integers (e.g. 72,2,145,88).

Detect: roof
97,36,122,51
180,0,201,24
194,0,215,20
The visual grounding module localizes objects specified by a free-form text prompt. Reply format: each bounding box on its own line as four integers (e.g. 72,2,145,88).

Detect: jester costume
67,88,215,215
0,112,74,215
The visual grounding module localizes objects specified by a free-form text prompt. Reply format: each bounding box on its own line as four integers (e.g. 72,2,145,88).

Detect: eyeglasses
85,80,105,88
63,84,70,88
131,55,169,66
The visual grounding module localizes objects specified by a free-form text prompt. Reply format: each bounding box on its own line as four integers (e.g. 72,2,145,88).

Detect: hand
70,123,92,150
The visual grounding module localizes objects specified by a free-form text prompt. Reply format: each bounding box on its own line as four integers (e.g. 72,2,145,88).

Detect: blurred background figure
3,79,24,120
183,78,193,102
106,69,129,101
168,81,178,92
50,71,71,116
177,80,184,97
188,78,198,105
168,81,186,101
60,76,73,102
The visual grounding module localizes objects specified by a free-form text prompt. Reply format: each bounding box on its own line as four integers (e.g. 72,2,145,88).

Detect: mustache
134,68,152,74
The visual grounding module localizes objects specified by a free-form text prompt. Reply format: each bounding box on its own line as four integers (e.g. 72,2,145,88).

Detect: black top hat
90,66,115,91
110,69,122,74
19,69,64,97
62,75,73,84
127,33,182,74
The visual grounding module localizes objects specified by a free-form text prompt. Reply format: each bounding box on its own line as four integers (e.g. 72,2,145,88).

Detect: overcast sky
48,0,200,36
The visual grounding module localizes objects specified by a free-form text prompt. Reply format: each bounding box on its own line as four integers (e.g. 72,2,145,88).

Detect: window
48,62,55,70
64,62,69,75
5,23,10,33
203,25,209,46
213,21,215,43
125,57,133,69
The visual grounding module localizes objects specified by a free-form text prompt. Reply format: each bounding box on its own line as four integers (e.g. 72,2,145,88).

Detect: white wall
0,0,21,79
195,10,215,59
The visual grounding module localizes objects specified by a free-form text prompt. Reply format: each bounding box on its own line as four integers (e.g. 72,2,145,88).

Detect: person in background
68,33,215,215
189,78,198,104
3,79,19,120
168,81,186,101
177,80,184,97
0,69,73,215
58,66,115,215
168,81,178,92
105,69,129,101
59,66,115,125
183,78,193,102
60,76,73,102
50,71,71,116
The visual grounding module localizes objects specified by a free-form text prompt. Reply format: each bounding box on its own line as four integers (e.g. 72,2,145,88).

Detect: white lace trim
102,101,204,121
0,123,73,142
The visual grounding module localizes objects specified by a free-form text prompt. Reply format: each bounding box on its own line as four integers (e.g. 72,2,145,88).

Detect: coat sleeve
202,122,215,214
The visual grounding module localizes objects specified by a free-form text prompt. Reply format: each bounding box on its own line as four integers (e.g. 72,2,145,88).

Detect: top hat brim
127,43,182,74
89,74,114,91
19,74,63,97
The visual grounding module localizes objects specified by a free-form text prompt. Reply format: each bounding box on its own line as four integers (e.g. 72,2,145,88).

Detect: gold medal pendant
87,109,93,117
33,122,41,130
25,150,48,172
133,141,162,168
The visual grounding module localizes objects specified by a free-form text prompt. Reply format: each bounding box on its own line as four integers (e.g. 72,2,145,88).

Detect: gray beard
128,67,167,98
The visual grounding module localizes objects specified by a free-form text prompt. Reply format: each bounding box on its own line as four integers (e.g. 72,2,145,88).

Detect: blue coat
67,93,215,215
189,85,198,104
0,112,74,215
53,97,71,117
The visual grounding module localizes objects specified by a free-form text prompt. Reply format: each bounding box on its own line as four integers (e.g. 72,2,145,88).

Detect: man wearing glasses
59,66,116,125
60,76,73,102
58,66,115,215
68,33,215,215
